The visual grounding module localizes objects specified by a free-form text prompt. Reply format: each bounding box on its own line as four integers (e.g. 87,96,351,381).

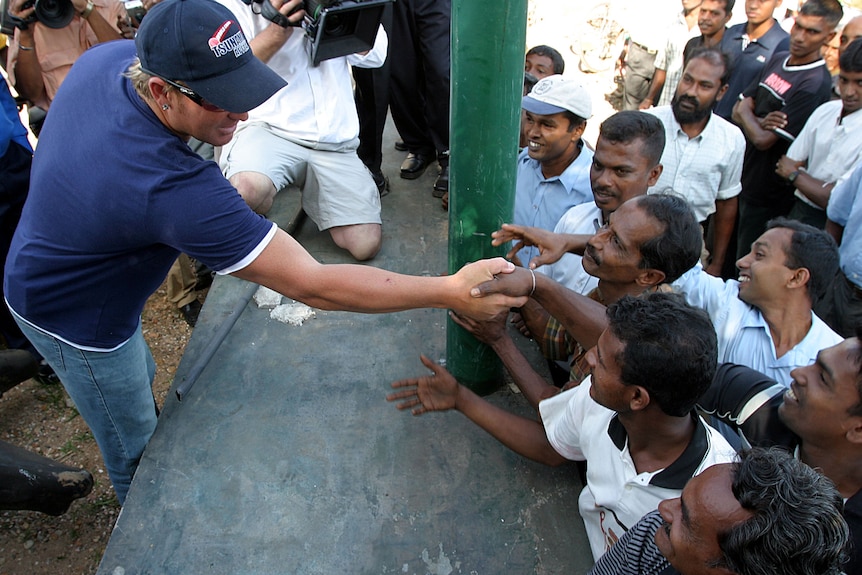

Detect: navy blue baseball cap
135,0,286,113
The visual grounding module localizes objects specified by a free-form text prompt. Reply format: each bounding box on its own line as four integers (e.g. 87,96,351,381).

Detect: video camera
1,0,144,34
239,0,393,66
1,0,75,32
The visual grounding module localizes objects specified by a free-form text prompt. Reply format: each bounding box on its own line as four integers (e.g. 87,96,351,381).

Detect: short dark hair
717,448,849,575
840,37,862,73
526,45,565,74
634,195,702,284
606,292,717,417
598,111,666,167
719,0,736,14
798,0,844,30
562,110,587,133
686,47,732,86
765,217,839,304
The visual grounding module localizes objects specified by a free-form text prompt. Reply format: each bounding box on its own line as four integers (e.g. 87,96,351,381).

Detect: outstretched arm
234,228,528,320
387,355,567,466
448,311,560,411
471,267,608,351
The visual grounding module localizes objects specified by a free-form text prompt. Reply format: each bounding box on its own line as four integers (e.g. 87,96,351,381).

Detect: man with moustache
456,194,702,406
682,0,734,63
589,448,849,575
523,110,666,296
646,48,745,277
694,334,862,573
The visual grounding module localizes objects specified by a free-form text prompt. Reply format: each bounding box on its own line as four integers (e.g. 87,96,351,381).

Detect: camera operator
216,0,388,261
7,0,123,110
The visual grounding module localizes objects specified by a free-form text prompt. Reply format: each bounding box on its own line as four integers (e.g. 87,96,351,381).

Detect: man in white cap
514,74,593,266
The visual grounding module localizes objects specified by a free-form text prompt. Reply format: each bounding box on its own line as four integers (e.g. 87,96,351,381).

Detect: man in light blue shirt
673,217,841,385
514,74,593,265
823,162,862,337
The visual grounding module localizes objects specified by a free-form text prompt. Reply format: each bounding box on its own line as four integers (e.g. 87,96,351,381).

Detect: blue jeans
13,316,157,504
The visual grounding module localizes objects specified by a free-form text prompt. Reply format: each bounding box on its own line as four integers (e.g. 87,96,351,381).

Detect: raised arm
387,354,566,466
233,228,528,320
471,266,608,351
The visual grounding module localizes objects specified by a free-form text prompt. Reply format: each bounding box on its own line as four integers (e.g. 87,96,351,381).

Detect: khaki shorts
220,122,381,230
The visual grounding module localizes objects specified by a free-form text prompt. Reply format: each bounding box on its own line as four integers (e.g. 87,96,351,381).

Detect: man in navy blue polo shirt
714,0,788,120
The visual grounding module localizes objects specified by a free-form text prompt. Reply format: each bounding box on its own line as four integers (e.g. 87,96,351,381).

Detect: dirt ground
0,281,200,575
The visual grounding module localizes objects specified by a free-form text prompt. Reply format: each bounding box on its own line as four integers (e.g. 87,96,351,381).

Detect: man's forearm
455,385,567,466
732,98,778,150
532,273,607,352
11,30,48,107
489,334,560,411
792,171,833,209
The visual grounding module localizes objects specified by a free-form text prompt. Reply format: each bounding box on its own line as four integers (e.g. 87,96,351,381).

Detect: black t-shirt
739,53,832,210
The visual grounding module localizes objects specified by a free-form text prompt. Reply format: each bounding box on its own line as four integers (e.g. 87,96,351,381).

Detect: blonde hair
124,58,177,102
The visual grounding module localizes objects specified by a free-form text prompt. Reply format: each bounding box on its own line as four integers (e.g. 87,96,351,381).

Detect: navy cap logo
207,20,250,58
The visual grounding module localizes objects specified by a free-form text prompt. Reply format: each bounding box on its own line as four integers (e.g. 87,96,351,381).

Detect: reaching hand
448,309,508,346
490,223,570,269
387,354,460,415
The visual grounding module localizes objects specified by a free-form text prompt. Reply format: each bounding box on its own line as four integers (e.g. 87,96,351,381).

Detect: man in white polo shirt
776,38,862,228
646,47,745,277
388,293,736,560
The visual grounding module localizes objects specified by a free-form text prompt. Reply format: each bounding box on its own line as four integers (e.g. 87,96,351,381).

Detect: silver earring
162,104,169,111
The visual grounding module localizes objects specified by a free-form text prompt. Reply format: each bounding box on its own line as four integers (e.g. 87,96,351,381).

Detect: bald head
841,15,862,55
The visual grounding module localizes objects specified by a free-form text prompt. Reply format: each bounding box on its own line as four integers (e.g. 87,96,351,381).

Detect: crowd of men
2,0,862,572
393,0,862,573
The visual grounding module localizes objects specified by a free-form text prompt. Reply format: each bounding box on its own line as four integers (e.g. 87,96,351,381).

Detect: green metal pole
447,0,527,394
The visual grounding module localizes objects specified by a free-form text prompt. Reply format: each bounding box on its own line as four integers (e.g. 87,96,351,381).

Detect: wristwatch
80,0,95,18
787,170,800,184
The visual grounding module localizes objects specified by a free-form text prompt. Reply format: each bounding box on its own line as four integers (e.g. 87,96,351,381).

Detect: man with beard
646,48,745,277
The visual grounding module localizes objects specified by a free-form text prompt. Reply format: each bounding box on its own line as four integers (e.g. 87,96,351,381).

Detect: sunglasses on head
161,78,224,112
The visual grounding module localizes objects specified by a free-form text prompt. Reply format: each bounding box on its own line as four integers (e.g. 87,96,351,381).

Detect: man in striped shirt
589,448,848,575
